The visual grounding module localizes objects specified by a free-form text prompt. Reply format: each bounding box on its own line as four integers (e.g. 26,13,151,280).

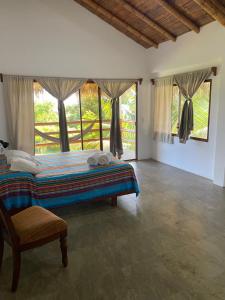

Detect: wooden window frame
172,79,212,143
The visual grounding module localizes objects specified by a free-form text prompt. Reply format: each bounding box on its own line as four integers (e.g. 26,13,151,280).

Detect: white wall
147,22,225,185
0,0,151,159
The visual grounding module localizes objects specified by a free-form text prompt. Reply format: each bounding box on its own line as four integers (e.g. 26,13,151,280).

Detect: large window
172,80,212,141
34,82,137,160
34,82,61,154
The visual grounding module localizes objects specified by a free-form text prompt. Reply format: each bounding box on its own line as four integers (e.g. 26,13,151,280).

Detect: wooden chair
0,201,68,292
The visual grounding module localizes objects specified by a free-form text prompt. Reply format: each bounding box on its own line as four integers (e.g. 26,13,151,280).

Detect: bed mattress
0,151,139,210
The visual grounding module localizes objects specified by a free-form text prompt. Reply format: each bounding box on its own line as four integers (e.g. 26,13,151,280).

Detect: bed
0,151,140,211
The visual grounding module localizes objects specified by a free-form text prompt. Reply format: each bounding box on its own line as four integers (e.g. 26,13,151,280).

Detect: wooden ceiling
73,0,225,48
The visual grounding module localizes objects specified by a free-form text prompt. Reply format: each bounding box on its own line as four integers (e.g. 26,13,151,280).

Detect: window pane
101,92,111,152
64,92,82,151
191,81,211,140
34,82,60,155
80,83,100,150
120,84,136,160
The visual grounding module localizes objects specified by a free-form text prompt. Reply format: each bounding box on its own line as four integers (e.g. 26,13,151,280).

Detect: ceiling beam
115,0,176,42
193,0,225,26
157,0,200,33
209,0,225,16
74,0,158,48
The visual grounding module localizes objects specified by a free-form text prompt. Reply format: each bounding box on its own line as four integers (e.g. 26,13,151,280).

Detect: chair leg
0,227,4,270
11,250,21,292
60,236,68,268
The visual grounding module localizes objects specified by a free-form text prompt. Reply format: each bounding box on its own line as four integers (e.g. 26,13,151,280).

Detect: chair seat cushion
11,206,67,245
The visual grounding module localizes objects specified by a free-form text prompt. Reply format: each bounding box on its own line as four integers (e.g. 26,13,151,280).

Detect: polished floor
1,160,225,300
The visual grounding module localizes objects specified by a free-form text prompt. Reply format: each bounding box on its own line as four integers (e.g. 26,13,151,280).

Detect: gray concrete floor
1,160,225,300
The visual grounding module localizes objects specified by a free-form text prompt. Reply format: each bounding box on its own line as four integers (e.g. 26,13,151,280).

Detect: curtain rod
150,66,217,85
0,74,143,85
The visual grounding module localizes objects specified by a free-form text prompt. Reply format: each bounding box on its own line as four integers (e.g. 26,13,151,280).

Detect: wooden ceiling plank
74,0,158,48
209,0,225,16
116,0,176,42
157,0,200,33
193,0,225,26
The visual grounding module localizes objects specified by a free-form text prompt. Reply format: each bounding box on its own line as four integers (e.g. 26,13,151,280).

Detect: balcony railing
35,120,135,148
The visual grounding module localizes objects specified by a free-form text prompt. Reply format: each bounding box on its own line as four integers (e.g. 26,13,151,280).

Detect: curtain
3,75,34,154
174,68,212,143
95,79,136,158
153,76,174,144
36,78,86,152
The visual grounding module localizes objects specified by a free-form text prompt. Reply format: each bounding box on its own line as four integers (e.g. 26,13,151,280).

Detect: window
120,84,137,160
79,83,101,151
34,82,137,160
34,82,61,154
64,91,82,151
172,80,212,141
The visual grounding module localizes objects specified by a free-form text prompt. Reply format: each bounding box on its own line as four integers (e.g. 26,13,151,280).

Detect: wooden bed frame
7,195,120,216
6,186,138,216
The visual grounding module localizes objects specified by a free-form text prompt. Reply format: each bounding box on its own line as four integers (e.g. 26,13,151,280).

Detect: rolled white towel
98,152,113,166
87,153,100,166
10,158,41,175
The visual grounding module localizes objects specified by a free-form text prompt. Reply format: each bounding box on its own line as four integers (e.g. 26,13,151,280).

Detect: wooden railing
35,120,135,147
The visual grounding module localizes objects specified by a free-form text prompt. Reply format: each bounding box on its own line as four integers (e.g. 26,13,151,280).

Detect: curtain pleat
175,68,212,143
95,79,136,158
3,75,34,154
36,78,86,152
153,76,174,144
110,98,123,158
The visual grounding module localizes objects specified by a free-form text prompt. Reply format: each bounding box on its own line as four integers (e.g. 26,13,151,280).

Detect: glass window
120,84,136,160
101,92,111,153
34,82,60,154
172,80,211,141
64,92,82,151
80,83,100,151
34,81,137,159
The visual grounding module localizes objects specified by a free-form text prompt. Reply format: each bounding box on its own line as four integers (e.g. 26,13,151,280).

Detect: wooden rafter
209,0,225,16
115,0,176,42
157,0,200,33
74,0,158,48
193,0,225,26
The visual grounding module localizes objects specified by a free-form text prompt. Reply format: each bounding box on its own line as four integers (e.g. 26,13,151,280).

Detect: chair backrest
0,199,19,247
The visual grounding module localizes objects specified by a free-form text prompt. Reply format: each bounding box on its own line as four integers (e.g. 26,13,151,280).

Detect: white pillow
5,150,40,165
10,157,41,175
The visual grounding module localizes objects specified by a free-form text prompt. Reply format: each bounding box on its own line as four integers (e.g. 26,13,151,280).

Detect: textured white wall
0,0,151,159
147,22,225,185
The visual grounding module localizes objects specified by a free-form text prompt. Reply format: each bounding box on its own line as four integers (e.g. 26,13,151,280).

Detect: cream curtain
3,75,34,154
153,76,174,144
95,79,136,158
36,78,86,152
174,68,212,143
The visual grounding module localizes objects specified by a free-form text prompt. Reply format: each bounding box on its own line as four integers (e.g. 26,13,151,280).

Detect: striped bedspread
0,151,139,210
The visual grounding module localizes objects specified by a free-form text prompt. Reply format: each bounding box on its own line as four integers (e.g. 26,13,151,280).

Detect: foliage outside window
172,80,211,141
34,82,137,160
